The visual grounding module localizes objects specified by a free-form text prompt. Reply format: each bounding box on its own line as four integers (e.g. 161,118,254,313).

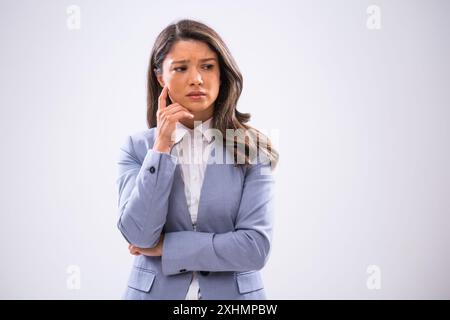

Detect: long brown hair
147,19,278,169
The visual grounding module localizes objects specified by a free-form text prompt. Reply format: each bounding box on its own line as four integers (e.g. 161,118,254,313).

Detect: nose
188,68,203,86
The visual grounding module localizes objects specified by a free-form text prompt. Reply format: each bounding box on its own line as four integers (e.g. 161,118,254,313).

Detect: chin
184,101,210,111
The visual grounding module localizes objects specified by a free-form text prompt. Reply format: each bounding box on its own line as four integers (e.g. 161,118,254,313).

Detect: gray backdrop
0,0,449,299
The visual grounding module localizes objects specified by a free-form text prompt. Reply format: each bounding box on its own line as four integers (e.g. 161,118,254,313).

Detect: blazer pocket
127,266,156,293
236,271,264,294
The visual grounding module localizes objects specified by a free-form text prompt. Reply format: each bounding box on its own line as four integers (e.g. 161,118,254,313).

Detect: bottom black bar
0,300,448,319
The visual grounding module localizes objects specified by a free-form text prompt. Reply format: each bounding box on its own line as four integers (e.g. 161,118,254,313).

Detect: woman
116,19,279,300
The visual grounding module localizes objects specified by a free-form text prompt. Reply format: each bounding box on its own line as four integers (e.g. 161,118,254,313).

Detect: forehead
165,40,217,63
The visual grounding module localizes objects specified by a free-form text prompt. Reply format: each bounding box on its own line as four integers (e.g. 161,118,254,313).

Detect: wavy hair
147,19,278,169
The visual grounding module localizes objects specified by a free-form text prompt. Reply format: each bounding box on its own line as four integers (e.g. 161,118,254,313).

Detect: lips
187,91,206,96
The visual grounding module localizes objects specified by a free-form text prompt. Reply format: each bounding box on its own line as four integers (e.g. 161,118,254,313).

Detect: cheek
165,77,184,99
210,74,221,95
203,70,219,86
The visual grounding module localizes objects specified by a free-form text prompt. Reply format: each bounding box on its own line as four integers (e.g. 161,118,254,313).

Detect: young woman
116,19,279,300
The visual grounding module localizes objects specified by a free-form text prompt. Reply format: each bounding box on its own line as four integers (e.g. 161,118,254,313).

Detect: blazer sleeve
161,161,275,275
116,135,178,248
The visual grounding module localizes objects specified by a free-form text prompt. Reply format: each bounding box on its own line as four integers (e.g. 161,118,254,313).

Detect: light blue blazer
116,128,275,300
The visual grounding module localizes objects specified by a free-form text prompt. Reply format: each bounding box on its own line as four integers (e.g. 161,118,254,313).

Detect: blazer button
179,269,186,273
149,166,155,174
200,271,210,276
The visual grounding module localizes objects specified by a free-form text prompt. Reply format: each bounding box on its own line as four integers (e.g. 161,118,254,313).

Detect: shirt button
149,166,155,174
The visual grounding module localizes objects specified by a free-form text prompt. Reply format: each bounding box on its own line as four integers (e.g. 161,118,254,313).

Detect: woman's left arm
160,161,276,275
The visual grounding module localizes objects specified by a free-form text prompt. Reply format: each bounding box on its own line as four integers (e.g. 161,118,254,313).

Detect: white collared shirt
170,116,214,300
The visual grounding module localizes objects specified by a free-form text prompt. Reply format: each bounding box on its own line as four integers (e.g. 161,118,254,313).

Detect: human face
156,40,221,120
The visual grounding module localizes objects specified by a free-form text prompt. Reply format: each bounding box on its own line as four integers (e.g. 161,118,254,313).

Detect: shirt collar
173,117,214,145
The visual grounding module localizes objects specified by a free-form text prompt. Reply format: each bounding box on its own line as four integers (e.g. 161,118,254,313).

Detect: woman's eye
173,65,214,72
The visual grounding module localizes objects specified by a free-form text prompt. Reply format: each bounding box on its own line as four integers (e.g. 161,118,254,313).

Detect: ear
155,71,165,88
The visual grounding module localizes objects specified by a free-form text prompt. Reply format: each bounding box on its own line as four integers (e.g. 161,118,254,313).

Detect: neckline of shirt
174,116,214,145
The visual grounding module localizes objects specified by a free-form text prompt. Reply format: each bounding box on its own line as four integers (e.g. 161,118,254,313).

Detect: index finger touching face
158,85,168,110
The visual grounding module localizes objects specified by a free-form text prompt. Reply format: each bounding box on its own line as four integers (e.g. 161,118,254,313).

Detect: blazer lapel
173,139,233,231
172,164,194,230
196,141,234,230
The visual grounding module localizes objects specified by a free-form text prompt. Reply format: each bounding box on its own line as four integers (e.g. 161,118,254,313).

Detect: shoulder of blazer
126,128,157,164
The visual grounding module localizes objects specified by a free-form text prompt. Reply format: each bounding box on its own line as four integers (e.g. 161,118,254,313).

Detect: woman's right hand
153,85,194,154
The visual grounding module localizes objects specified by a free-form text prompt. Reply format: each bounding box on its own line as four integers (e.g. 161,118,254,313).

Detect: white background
0,0,449,299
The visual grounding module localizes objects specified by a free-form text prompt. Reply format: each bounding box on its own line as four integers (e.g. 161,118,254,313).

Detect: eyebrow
171,58,217,65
